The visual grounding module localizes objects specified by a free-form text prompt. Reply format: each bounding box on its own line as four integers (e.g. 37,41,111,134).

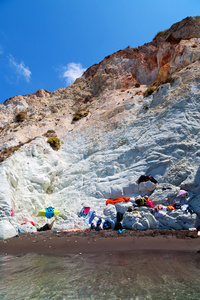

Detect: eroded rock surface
0,17,200,238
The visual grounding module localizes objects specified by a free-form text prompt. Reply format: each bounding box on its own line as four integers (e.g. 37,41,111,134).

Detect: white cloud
62,62,86,85
8,54,31,83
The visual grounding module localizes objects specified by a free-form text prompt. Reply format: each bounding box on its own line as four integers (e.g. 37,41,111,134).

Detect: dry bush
43,130,56,138
15,111,27,122
135,82,141,88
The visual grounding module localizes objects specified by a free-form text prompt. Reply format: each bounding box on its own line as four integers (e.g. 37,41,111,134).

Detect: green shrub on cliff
143,86,155,98
154,29,169,39
72,110,88,122
47,136,61,150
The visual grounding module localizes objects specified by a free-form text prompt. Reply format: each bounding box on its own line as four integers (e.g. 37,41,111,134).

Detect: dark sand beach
0,229,199,256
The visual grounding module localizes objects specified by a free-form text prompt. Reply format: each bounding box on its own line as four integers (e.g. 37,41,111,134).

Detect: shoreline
0,229,199,256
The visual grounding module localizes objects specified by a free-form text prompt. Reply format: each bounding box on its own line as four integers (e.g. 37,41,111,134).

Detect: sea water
0,251,199,300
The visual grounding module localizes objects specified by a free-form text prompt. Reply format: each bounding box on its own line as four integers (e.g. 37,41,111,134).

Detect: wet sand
0,229,199,256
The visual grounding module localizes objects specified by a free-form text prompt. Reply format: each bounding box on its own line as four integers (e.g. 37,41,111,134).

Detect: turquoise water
0,251,199,299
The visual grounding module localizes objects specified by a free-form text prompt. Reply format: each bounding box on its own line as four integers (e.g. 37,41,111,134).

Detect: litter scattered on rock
9,177,200,237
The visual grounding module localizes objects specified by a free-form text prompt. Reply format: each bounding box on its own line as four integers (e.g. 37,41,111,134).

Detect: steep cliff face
79,16,200,96
0,17,200,238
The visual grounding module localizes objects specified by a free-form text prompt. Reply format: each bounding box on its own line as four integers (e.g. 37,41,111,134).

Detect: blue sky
0,0,200,103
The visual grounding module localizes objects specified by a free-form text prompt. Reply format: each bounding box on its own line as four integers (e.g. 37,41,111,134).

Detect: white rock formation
0,61,199,238
0,19,200,238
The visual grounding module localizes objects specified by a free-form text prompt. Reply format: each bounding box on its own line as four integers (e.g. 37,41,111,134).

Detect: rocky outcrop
78,16,200,96
153,16,200,42
0,17,200,238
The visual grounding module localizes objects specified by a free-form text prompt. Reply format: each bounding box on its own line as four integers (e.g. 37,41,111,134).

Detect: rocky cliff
0,16,200,238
